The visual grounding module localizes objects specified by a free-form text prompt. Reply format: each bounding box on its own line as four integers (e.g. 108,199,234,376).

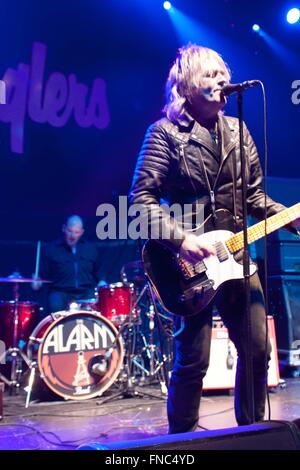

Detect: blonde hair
164,44,231,122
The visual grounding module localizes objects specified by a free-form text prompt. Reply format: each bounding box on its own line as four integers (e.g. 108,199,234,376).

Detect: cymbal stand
130,283,172,394
0,283,31,392
24,360,38,408
96,287,166,406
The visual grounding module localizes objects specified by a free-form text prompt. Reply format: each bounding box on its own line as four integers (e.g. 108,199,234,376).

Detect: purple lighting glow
0,42,110,154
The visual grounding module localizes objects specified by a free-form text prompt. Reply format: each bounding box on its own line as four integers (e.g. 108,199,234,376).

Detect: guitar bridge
177,257,207,280
179,280,214,303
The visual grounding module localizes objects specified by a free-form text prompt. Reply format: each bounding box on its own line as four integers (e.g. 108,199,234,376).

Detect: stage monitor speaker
78,420,300,450
268,275,300,367
203,316,279,390
268,242,300,274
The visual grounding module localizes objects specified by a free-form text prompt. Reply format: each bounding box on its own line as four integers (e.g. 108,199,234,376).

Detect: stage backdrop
0,0,299,246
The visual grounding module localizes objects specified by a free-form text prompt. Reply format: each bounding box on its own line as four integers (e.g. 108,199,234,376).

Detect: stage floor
1,378,300,450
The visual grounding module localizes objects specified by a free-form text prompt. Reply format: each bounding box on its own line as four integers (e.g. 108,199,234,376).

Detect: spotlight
163,1,172,11
286,7,300,24
252,24,261,32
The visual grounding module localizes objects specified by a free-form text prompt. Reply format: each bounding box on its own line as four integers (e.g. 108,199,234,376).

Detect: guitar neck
226,203,300,253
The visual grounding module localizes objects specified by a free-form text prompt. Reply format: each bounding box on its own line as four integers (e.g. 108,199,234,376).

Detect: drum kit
0,263,173,406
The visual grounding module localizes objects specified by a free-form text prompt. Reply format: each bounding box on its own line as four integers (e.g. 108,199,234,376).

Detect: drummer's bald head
63,215,84,247
65,215,84,229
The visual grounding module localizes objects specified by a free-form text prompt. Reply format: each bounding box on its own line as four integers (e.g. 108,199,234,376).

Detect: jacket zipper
179,144,198,195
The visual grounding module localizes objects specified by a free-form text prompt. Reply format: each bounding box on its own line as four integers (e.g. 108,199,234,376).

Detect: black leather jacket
130,112,288,251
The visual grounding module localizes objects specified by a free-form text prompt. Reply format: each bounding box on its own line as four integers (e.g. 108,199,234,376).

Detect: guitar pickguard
199,230,256,290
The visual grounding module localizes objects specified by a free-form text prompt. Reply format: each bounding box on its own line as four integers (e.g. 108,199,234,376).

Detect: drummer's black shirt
40,238,102,293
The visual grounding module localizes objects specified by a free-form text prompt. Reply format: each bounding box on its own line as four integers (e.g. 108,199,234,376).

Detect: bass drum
36,311,123,400
27,311,66,362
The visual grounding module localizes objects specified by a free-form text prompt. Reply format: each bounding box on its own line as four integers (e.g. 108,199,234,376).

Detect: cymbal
0,273,51,283
128,274,146,282
121,260,143,271
120,260,145,283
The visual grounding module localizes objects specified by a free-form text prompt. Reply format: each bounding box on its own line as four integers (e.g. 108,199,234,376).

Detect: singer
130,44,300,433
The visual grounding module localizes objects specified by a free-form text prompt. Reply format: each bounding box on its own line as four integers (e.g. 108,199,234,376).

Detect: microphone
91,357,107,376
89,349,113,377
221,80,261,96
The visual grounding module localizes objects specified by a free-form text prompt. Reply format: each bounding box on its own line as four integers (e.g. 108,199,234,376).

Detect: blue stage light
163,1,172,11
286,7,300,24
252,24,261,32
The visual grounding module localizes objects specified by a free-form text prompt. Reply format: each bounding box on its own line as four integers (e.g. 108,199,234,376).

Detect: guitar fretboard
226,203,300,253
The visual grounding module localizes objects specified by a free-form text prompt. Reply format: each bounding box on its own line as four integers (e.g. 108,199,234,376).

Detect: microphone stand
237,91,255,424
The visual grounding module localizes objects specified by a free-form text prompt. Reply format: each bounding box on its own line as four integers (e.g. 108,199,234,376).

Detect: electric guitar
142,204,300,317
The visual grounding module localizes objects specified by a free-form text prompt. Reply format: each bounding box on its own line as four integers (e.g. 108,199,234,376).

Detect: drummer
32,215,105,314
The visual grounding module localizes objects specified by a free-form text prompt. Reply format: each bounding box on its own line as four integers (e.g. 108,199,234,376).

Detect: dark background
0,0,299,284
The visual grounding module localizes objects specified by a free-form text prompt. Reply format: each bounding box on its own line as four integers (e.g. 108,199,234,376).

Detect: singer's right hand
179,234,216,264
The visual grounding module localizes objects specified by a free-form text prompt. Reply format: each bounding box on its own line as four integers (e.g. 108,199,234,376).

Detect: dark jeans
167,273,271,433
47,289,95,314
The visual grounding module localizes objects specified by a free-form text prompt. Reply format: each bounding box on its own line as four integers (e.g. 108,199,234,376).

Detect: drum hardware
129,283,172,395
120,260,172,391
0,273,50,392
96,263,172,405
94,298,162,404
131,303,169,393
95,318,167,406
24,360,37,408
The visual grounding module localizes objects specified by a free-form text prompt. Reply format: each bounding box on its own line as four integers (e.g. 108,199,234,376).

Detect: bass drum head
37,311,123,400
27,311,69,362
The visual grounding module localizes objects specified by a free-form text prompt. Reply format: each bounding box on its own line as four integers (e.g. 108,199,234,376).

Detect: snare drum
97,282,139,326
0,301,40,348
36,311,123,400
